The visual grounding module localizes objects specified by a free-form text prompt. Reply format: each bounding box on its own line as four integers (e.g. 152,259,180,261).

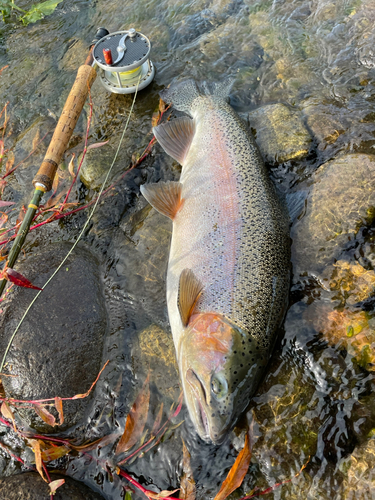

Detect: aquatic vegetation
0,0,63,25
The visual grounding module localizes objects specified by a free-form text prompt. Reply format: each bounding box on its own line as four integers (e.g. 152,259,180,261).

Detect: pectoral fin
153,117,195,165
178,269,203,327
140,181,183,220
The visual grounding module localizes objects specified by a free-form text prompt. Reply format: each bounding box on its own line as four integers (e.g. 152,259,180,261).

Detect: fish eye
211,375,228,399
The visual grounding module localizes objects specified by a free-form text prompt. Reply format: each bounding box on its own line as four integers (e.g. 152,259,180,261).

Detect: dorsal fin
140,181,183,220
153,117,195,166
178,269,203,327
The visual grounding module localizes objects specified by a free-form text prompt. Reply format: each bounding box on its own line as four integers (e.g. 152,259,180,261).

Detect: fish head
178,312,266,445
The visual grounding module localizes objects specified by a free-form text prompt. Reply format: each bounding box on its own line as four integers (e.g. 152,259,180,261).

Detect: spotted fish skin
141,80,290,444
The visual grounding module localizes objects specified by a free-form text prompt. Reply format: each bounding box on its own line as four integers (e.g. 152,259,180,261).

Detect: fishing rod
0,27,155,297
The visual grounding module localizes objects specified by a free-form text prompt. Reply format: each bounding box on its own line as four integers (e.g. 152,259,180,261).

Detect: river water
1,0,375,499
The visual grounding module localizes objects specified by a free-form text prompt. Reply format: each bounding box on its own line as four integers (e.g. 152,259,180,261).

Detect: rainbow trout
141,80,290,444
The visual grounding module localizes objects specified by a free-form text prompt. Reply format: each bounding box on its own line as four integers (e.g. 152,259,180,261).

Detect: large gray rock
0,243,107,433
291,154,375,279
0,472,104,499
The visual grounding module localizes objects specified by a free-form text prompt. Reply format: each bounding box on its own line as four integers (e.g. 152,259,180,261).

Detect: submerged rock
248,103,312,165
305,303,375,372
302,102,347,151
137,323,180,402
0,243,107,433
338,438,375,499
79,144,115,191
0,472,104,499
291,154,375,279
321,260,375,306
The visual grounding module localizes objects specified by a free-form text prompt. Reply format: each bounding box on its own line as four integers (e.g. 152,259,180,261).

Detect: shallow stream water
1,0,375,499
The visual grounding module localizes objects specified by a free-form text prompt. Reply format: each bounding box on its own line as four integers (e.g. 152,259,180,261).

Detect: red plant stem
0,102,9,127
26,434,72,447
0,133,157,248
60,88,93,210
1,414,73,450
239,458,310,499
118,392,183,466
0,440,26,465
41,461,55,500
117,468,178,500
0,142,153,246
42,460,51,482
0,416,11,428
0,360,108,406
0,221,21,241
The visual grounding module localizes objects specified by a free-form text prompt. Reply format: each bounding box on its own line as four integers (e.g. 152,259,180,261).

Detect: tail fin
160,78,235,115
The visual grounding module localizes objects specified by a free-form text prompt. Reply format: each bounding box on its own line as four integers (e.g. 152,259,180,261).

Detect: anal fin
153,117,195,165
140,181,183,220
178,269,203,327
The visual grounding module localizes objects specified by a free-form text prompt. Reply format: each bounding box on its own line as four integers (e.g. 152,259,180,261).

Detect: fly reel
92,28,155,94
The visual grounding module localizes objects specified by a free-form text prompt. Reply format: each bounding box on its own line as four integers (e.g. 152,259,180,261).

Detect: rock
248,103,312,165
303,102,347,150
311,1,338,23
0,472,104,499
291,154,375,279
305,303,375,372
0,243,107,433
338,438,375,499
137,324,180,402
78,117,141,191
79,144,115,190
321,260,375,306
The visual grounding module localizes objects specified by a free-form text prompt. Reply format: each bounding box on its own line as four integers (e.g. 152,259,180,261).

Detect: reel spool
92,28,155,94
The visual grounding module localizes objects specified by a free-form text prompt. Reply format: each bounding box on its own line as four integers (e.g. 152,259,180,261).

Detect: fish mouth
186,369,210,440
185,369,228,445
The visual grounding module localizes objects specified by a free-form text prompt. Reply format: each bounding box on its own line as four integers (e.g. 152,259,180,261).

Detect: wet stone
338,438,375,499
0,472,104,499
305,303,375,373
248,103,312,165
137,324,180,402
0,243,107,433
291,154,375,280
79,144,115,191
303,102,347,150
78,115,138,191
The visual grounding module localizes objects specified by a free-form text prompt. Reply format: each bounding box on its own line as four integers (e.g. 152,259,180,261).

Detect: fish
140,79,290,444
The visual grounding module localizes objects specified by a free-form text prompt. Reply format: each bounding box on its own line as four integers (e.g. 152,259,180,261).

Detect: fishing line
0,75,142,373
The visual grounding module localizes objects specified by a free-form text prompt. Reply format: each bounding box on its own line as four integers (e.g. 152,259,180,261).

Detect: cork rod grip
33,64,97,191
